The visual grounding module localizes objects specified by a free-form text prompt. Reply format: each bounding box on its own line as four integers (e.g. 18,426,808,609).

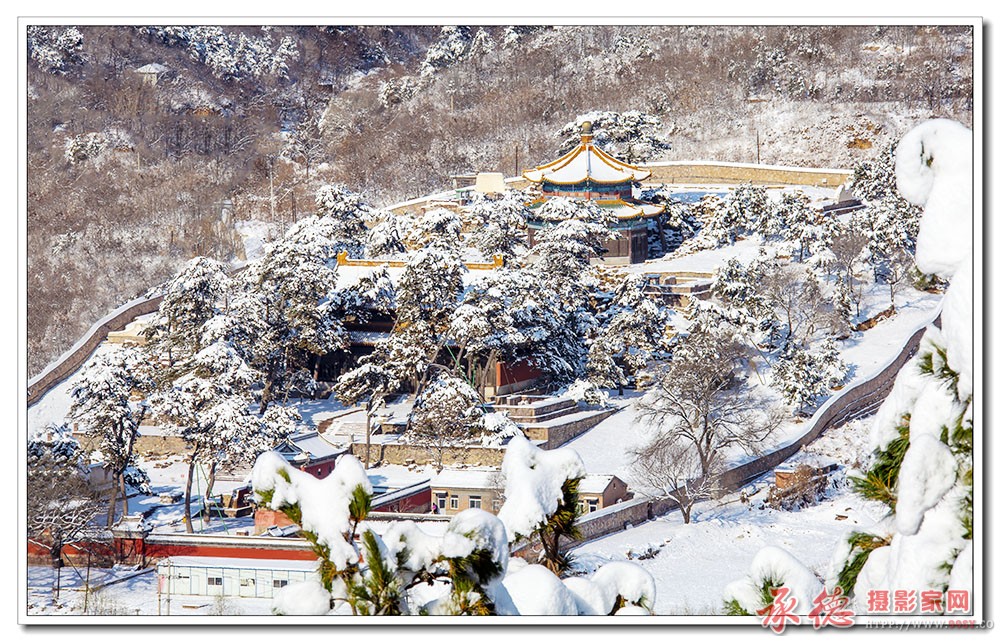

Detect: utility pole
756,130,761,165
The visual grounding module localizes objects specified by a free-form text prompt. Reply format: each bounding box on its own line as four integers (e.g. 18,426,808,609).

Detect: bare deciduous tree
637,328,784,483
829,229,871,321
629,433,719,524
27,434,103,600
759,262,845,346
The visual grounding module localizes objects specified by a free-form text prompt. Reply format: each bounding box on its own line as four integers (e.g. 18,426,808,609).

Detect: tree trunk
118,474,129,519
202,461,217,524
184,458,196,533
106,475,120,527
365,409,372,470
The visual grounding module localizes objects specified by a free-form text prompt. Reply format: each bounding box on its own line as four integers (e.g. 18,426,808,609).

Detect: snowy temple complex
522,121,665,264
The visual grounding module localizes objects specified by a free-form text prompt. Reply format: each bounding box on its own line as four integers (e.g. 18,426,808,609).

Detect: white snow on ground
234,219,278,263
571,416,887,615
27,566,277,616
27,343,117,433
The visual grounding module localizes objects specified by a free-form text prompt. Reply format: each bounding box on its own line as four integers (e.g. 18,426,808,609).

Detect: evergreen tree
711,183,774,244
153,339,297,531
408,370,485,471
466,191,529,266
145,256,230,367
313,184,371,259
68,346,152,526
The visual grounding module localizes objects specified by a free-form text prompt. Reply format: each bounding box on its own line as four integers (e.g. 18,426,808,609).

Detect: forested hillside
26,24,973,377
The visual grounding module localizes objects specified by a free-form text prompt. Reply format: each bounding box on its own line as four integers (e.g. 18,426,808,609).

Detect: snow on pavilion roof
526,197,665,221
522,135,651,185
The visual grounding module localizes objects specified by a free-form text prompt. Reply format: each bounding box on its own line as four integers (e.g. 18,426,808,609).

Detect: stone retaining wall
642,161,852,187
27,295,164,406
349,441,506,468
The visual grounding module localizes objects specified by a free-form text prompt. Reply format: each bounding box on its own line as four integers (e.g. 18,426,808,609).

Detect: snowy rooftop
368,465,433,492
430,468,501,490
278,431,348,461
577,474,618,495
135,63,170,74
156,556,319,572
523,133,650,185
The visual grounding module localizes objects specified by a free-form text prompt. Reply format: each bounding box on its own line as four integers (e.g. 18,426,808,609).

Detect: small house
576,475,631,514
134,63,170,86
430,469,504,516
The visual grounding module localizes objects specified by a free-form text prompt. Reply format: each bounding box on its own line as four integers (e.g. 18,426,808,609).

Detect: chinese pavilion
522,121,665,264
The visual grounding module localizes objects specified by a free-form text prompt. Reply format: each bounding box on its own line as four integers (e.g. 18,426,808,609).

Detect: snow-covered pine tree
711,183,774,245
588,273,666,390
773,191,819,261
408,370,485,471
145,256,230,368
771,342,834,412
68,345,153,526
153,339,298,531
313,184,371,259
529,198,616,288
466,192,529,266
496,435,585,575
333,265,396,325
830,119,973,613
365,214,411,258
239,212,351,410
405,208,464,251
395,246,466,346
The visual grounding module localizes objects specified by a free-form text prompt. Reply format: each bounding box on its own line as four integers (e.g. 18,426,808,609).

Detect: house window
469,495,482,509
436,493,448,510
588,499,600,513
207,576,223,586
450,496,459,510
492,499,502,513
240,578,254,587
273,579,288,589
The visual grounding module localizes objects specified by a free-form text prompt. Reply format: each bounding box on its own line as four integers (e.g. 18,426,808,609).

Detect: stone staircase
492,394,621,449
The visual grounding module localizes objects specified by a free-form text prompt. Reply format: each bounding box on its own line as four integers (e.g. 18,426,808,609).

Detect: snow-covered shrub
479,411,521,447
64,132,109,165
419,26,473,77
723,546,822,616
272,577,333,615
27,26,85,74
565,379,610,408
